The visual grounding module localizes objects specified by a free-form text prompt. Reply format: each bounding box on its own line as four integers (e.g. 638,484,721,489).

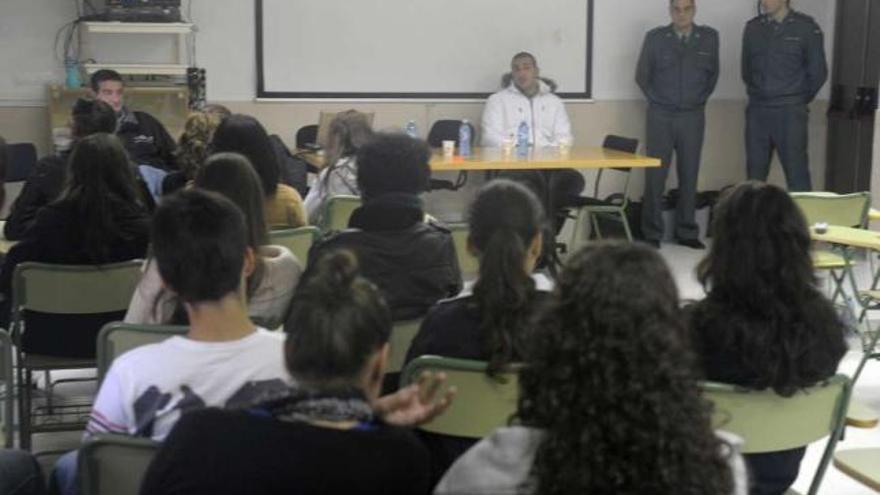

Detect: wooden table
298,146,661,172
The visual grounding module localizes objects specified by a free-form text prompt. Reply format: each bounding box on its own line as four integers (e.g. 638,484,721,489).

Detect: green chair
0,329,13,448
401,356,519,438
11,260,144,450
568,135,639,246
833,448,880,492
448,223,478,281
386,319,422,374
97,322,188,385
320,195,362,234
269,226,320,268
78,433,160,495
702,374,851,495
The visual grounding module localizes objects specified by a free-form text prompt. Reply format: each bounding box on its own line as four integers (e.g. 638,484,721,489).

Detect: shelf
82,63,189,76
81,22,194,35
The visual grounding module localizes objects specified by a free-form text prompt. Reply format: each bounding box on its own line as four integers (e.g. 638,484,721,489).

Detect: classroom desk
298,146,661,172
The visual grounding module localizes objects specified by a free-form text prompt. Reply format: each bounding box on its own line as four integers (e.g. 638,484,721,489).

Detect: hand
374,371,456,427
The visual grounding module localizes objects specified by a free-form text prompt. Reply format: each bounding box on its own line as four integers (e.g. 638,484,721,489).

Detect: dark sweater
3,153,67,240
140,408,431,495
118,110,177,170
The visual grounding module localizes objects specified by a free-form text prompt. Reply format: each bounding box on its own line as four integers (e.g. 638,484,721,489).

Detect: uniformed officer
636,0,719,249
742,0,827,191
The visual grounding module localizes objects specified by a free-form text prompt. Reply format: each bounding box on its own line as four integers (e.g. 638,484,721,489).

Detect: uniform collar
665,24,702,40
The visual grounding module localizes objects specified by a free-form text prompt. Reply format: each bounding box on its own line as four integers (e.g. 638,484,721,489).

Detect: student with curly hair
162,107,229,195
687,181,847,495
437,242,746,495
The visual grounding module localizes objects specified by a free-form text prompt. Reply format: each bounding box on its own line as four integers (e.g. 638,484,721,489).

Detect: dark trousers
746,104,812,191
745,447,806,495
642,106,704,241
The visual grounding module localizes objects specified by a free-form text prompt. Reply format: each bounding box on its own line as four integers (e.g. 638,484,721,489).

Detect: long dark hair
284,250,392,389
322,110,373,191
693,181,846,396
468,179,544,375
62,133,143,262
518,242,734,495
210,114,280,195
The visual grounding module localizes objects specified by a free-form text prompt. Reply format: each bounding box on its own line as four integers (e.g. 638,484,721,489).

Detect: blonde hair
176,111,224,179
323,110,374,177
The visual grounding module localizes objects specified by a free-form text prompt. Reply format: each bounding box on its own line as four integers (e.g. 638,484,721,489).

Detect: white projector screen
256,0,593,99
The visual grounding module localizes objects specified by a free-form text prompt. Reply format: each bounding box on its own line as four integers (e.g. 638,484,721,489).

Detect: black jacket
742,10,828,106
118,110,177,170
3,152,67,240
0,198,150,357
636,24,720,111
309,195,462,321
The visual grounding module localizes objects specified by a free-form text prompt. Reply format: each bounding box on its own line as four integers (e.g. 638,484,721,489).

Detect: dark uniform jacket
3,152,67,240
308,194,462,321
636,24,720,111
117,109,177,170
741,10,828,106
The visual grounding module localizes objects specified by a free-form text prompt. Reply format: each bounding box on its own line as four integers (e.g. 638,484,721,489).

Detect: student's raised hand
373,371,456,427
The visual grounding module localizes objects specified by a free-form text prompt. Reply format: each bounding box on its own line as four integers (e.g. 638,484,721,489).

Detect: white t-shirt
86,328,290,442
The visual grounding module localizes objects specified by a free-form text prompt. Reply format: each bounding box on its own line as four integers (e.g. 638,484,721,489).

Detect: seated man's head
356,133,430,201
510,52,540,96
152,189,256,307
90,69,125,114
71,98,116,141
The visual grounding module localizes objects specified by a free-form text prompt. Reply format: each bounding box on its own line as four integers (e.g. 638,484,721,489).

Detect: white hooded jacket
480,80,573,148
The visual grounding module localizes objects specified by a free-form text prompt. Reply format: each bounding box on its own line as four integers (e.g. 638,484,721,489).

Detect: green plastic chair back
401,356,519,438
0,330,12,448
12,260,144,316
320,195,362,233
78,433,160,495
702,374,851,495
97,322,188,385
448,223,479,281
791,192,871,228
387,319,422,374
269,226,320,268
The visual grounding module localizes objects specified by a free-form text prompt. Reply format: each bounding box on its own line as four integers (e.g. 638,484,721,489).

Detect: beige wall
0,98,829,200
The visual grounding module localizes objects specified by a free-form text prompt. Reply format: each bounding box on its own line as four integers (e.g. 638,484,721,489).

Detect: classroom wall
0,0,838,196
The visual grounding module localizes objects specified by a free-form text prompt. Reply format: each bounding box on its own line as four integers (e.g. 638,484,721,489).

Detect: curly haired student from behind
687,181,847,495
437,242,747,495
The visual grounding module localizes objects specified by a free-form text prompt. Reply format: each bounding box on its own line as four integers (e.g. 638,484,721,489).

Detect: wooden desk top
430,146,660,172
834,448,880,492
298,146,661,172
811,225,880,251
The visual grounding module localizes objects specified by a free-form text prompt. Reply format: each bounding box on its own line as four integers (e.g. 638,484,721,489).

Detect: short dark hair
71,98,117,139
511,51,538,67
284,250,392,388
152,189,248,304
356,133,431,199
210,114,281,195
90,69,124,92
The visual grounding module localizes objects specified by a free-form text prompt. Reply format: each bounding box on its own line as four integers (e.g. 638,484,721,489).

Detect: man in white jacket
481,53,583,262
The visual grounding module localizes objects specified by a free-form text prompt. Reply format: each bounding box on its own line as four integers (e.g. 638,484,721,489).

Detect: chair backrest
320,195,362,233
13,260,144,316
401,356,519,438
448,223,479,281
78,433,160,495
427,120,476,148
702,374,851,495
295,124,318,149
596,134,639,200
387,319,423,374
0,330,12,448
790,192,871,228
6,143,37,182
97,322,188,384
269,226,320,268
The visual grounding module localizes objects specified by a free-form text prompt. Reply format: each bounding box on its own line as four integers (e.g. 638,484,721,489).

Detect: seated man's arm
480,94,506,147
552,100,573,146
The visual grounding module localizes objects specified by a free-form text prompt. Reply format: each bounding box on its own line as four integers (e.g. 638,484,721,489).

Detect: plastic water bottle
405,120,418,138
516,121,529,157
458,120,472,157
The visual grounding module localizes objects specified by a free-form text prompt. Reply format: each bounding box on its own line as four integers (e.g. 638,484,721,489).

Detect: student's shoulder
695,24,719,38
646,25,671,38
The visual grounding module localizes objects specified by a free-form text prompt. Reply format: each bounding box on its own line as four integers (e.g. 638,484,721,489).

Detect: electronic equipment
104,0,182,23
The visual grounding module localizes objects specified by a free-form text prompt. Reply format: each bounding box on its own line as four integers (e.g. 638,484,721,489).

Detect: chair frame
78,433,161,495
386,319,423,374
96,322,188,385
0,329,13,448
401,356,520,438
11,260,143,450
702,374,851,495
319,194,362,234
448,222,478,282
268,225,320,268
